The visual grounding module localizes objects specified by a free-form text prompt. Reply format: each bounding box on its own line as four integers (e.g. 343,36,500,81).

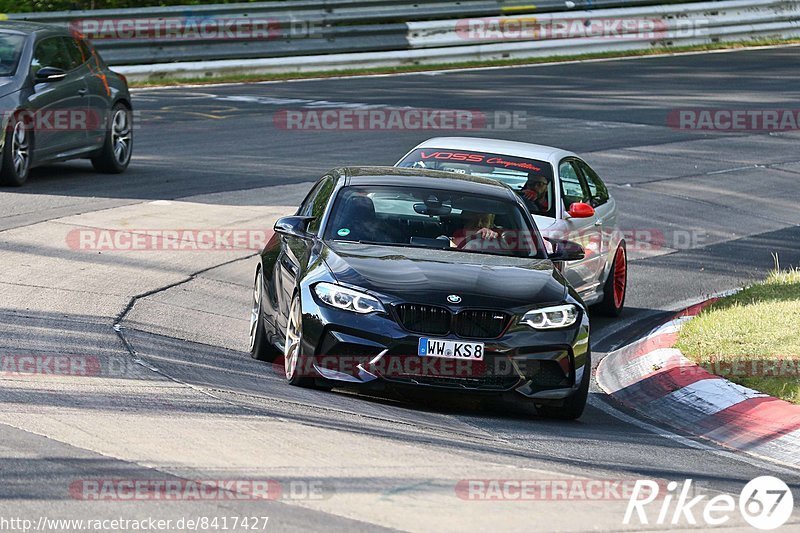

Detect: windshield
0,34,25,77
397,148,556,217
324,185,543,258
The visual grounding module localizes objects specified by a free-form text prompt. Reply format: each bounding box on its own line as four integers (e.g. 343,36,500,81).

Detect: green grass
676,268,800,404
129,38,800,88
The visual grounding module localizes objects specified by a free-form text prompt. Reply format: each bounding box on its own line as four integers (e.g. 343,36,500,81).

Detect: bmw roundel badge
447,294,462,304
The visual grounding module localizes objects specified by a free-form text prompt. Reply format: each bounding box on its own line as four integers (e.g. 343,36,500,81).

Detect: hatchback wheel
0,117,31,186
91,103,132,173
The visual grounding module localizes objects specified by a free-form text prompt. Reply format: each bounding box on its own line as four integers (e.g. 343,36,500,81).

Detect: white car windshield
397,148,556,217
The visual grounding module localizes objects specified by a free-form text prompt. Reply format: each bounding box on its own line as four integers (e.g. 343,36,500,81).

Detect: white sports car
396,137,627,316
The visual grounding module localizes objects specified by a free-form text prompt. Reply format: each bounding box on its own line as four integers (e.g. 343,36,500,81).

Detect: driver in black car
451,211,499,249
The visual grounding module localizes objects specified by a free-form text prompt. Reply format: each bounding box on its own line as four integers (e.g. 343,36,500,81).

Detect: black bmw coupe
249,167,591,419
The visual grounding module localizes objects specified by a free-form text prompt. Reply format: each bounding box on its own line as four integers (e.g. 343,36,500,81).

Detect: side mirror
545,237,585,262
34,66,67,83
567,202,595,218
274,216,315,239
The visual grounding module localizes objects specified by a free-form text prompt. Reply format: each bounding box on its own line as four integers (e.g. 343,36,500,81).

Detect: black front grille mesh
395,304,450,335
387,374,520,391
528,360,571,388
454,310,510,338
394,304,510,339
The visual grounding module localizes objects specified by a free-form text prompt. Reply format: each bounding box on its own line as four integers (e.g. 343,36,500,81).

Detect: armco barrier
8,0,721,65
8,0,800,81
407,1,800,48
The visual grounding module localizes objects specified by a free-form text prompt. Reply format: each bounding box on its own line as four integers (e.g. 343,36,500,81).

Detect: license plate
418,338,484,360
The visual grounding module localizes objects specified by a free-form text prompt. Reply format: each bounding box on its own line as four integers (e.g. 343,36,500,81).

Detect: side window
62,37,87,69
307,178,335,233
577,160,609,207
558,160,589,209
297,176,335,233
0,35,25,77
31,37,71,76
297,181,325,217
77,39,93,63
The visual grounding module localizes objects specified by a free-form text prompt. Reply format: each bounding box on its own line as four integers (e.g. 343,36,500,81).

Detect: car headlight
314,283,385,314
521,304,579,329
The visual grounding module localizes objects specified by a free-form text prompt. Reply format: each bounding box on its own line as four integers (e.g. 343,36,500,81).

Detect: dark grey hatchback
0,21,132,186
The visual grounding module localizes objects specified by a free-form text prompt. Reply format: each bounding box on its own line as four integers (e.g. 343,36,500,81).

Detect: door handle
77,88,88,96
594,219,603,227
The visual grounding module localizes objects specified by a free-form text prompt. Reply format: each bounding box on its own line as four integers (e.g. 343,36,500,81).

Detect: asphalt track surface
1,47,800,531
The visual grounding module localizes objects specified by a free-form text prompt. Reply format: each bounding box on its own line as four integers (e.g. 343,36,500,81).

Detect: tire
535,352,591,420
249,268,281,362
91,103,132,174
594,243,627,317
0,115,31,187
283,294,316,387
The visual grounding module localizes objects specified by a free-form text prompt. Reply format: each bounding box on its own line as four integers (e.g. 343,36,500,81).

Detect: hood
323,242,567,308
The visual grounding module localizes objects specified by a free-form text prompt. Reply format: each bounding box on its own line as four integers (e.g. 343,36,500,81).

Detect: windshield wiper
332,239,536,257
331,239,420,249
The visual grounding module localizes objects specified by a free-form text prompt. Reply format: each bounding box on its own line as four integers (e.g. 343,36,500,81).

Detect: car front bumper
298,296,590,400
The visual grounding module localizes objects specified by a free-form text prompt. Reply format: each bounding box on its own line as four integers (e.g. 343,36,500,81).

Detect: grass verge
129,38,800,88
676,268,800,404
